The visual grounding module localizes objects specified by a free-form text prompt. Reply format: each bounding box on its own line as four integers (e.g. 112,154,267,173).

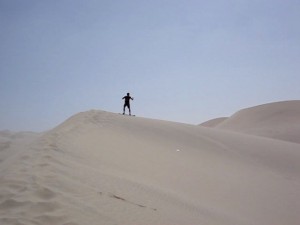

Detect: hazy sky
1,0,300,131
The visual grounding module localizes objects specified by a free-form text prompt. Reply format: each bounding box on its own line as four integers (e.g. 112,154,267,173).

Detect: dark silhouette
122,93,134,115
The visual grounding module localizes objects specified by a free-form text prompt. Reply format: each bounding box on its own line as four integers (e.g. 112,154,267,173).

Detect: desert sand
213,100,300,144
199,117,228,128
0,101,299,225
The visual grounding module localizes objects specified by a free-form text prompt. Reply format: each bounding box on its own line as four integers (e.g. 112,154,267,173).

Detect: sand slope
0,110,299,225
215,100,300,143
199,117,228,127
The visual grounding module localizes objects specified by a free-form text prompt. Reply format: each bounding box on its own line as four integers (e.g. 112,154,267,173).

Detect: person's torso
124,96,131,103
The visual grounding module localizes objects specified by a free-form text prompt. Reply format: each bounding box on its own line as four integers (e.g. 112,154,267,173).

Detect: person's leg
123,104,126,114
129,106,131,116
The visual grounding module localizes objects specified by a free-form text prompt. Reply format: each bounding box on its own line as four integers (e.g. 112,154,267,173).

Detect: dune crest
0,108,300,225
200,117,228,127
202,100,300,143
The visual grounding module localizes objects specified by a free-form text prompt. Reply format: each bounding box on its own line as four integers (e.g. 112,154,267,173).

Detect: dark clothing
122,96,133,105
122,95,133,115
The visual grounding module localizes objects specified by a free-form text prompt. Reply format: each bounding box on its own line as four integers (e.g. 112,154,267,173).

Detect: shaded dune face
0,105,300,225
199,117,228,127
202,101,300,143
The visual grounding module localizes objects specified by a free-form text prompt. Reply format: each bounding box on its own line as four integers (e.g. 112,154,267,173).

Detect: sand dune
199,117,228,127
0,107,299,225
214,100,300,143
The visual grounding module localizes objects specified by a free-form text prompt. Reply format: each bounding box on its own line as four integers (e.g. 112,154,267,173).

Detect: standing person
122,93,134,115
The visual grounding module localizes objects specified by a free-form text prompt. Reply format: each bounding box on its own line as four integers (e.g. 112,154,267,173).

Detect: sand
0,101,299,225
214,100,300,143
199,117,228,127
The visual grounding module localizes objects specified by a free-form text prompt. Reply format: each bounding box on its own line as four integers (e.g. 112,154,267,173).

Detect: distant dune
212,100,300,143
1,102,300,225
199,117,228,127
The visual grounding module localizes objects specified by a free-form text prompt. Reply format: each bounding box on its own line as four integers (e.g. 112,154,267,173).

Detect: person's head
127,93,130,96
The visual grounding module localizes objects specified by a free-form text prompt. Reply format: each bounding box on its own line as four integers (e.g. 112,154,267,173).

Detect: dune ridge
199,117,228,127
0,106,300,225
201,100,300,143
